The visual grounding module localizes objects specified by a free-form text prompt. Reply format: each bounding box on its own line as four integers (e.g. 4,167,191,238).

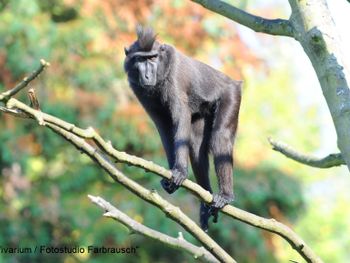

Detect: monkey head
124,26,172,88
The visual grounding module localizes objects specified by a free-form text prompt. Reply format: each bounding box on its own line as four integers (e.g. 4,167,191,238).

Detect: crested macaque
124,26,242,231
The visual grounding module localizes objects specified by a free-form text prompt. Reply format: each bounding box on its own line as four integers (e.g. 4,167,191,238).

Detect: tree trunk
289,0,350,171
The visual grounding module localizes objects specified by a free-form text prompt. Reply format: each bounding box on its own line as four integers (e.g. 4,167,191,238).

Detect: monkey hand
208,193,234,224
160,168,187,194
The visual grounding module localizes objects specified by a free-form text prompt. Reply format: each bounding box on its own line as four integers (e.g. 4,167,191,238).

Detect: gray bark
288,0,350,171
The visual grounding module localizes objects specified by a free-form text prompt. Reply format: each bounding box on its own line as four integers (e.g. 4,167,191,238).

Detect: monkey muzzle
138,60,158,87
130,51,158,87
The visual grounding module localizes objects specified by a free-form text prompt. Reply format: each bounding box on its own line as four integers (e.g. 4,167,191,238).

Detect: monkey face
134,54,158,87
124,26,170,89
124,48,160,88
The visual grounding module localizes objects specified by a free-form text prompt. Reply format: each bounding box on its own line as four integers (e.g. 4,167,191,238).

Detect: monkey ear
160,44,166,52
124,47,130,56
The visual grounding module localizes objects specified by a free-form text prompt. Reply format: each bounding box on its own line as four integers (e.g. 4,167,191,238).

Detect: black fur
124,26,242,231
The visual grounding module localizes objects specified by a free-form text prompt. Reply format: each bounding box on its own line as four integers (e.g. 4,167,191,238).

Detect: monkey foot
204,194,234,227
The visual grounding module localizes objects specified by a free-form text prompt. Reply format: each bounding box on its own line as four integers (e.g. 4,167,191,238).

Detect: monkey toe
160,178,179,194
172,174,186,186
171,168,187,186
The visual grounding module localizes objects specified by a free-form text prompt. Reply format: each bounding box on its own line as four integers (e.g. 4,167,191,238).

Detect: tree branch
0,98,322,262
88,195,219,263
0,61,323,263
191,0,294,37
268,138,345,168
0,59,49,103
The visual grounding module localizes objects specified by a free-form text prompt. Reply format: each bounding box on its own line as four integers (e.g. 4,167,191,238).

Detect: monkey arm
172,101,191,173
161,102,191,193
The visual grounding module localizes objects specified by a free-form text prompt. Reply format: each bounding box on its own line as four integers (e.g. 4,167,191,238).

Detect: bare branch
0,59,49,102
88,195,219,263
47,123,235,263
268,138,345,168
191,0,294,37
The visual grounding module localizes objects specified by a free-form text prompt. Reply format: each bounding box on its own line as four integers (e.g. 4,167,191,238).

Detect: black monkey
124,26,242,231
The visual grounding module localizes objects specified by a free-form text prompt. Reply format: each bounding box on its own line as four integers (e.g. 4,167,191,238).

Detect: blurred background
0,0,349,262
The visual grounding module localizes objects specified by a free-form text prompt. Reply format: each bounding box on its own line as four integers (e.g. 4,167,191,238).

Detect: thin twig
268,137,345,168
88,195,219,263
0,59,49,102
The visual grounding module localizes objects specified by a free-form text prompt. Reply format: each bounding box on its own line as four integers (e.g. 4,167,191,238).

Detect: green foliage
235,166,304,221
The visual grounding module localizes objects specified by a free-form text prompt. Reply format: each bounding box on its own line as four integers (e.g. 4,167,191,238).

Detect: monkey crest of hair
136,25,157,51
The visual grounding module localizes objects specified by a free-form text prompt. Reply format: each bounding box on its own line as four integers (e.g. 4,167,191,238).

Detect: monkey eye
135,56,143,62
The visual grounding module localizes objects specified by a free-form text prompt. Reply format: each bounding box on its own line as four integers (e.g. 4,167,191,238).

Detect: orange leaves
75,89,106,114
0,52,15,88
16,134,42,155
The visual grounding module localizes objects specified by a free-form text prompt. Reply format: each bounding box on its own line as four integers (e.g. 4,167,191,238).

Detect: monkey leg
208,130,235,224
209,90,239,222
190,117,213,231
